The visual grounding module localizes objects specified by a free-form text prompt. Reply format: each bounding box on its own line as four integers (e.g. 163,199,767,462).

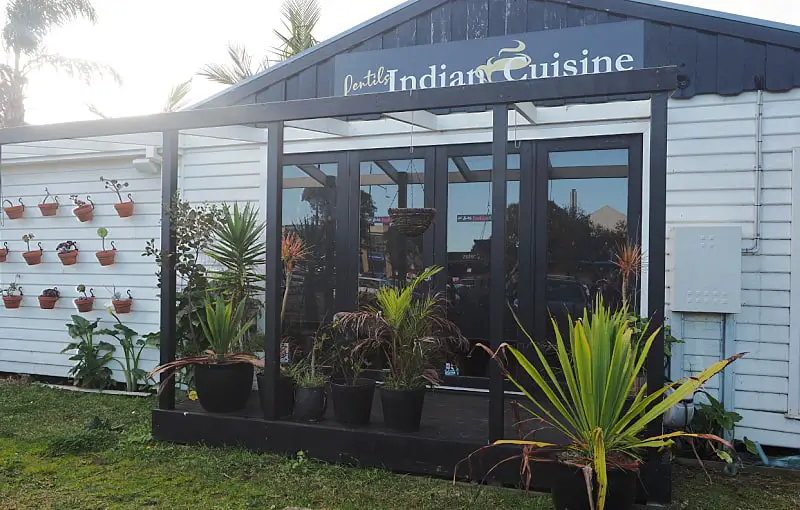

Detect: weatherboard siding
666,89,800,448
0,143,265,384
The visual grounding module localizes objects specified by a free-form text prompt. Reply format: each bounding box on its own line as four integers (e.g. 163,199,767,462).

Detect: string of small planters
0,228,117,266
1,275,133,313
1,177,134,221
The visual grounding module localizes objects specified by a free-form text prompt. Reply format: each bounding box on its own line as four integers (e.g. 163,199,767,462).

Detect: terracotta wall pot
73,204,94,222
114,201,134,218
58,250,79,266
2,296,22,309
23,251,42,266
4,205,24,219
38,296,58,310
0,249,7,263
112,299,132,314
38,203,59,216
74,297,95,313
95,250,116,266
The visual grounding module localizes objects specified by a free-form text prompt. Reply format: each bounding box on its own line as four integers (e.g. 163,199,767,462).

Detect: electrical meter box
671,226,742,314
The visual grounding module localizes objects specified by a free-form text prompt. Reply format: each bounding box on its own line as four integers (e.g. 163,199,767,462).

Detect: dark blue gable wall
233,0,799,107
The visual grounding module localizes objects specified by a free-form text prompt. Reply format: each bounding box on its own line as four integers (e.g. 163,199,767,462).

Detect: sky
4,0,799,125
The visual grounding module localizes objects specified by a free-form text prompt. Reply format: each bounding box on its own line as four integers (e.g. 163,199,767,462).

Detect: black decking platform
152,388,670,501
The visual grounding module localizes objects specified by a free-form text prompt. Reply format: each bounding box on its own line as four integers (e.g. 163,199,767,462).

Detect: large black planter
380,386,425,432
194,362,253,413
257,373,295,419
551,460,639,510
331,378,375,426
294,386,327,422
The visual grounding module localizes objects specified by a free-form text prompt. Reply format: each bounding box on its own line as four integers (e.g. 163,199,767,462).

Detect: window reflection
546,149,629,345
447,154,520,377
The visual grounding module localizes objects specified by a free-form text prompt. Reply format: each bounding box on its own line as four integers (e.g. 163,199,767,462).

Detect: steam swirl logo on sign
335,21,644,96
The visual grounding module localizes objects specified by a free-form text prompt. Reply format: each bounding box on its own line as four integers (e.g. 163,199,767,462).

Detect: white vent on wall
671,226,742,314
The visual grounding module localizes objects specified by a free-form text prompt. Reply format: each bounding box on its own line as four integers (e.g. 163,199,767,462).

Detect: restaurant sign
334,21,644,96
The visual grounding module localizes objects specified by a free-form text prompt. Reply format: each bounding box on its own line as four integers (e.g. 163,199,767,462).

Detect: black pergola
0,66,677,501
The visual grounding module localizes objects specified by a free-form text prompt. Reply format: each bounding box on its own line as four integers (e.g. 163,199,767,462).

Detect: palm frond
86,102,107,118
163,78,192,113
4,0,98,54
23,52,121,84
197,43,269,85
273,0,321,61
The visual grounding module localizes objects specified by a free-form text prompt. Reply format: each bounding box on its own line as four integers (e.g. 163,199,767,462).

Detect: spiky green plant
474,298,744,510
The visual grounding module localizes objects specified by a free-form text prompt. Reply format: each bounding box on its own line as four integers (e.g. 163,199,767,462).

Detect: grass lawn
1,379,799,510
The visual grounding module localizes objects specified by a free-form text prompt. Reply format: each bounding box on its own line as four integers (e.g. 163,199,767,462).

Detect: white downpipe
743,89,764,254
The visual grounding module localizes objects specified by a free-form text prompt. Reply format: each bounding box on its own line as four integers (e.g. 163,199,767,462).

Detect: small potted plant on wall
38,188,59,216
339,266,466,432
0,242,9,263
3,198,24,219
56,241,79,266
95,228,116,266
22,234,43,265
330,317,375,426
2,275,23,309
38,287,60,310
74,285,95,313
70,194,94,222
149,294,258,413
111,288,133,314
101,176,134,217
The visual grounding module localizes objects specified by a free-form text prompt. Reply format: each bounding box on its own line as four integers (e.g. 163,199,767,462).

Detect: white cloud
4,0,798,125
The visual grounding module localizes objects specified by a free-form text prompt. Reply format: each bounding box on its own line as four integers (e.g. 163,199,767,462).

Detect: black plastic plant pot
194,362,254,413
331,378,375,426
551,460,639,510
294,386,327,422
257,373,295,419
380,386,426,432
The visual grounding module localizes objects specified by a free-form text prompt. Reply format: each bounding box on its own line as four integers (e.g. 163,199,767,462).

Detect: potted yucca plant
149,294,258,413
339,266,466,432
465,298,743,510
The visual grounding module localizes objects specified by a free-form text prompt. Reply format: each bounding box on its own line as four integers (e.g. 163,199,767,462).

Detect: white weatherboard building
1,0,800,452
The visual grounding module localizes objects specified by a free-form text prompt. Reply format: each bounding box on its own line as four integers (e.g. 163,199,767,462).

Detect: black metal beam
0,68,678,145
374,160,401,184
646,92,669,438
158,130,179,410
298,164,330,186
263,122,285,420
451,156,476,182
489,105,507,442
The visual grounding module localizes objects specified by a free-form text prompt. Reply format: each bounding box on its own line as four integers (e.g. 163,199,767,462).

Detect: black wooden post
646,92,668,431
158,130,179,410
489,105,508,442
263,122,285,420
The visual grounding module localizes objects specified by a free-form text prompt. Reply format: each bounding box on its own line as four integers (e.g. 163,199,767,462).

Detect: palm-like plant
273,0,320,61
339,266,466,389
162,78,192,113
197,43,270,86
1,0,120,127
207,202,266,307
148,294,259,390
280,230,310,325
474,298,743,510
